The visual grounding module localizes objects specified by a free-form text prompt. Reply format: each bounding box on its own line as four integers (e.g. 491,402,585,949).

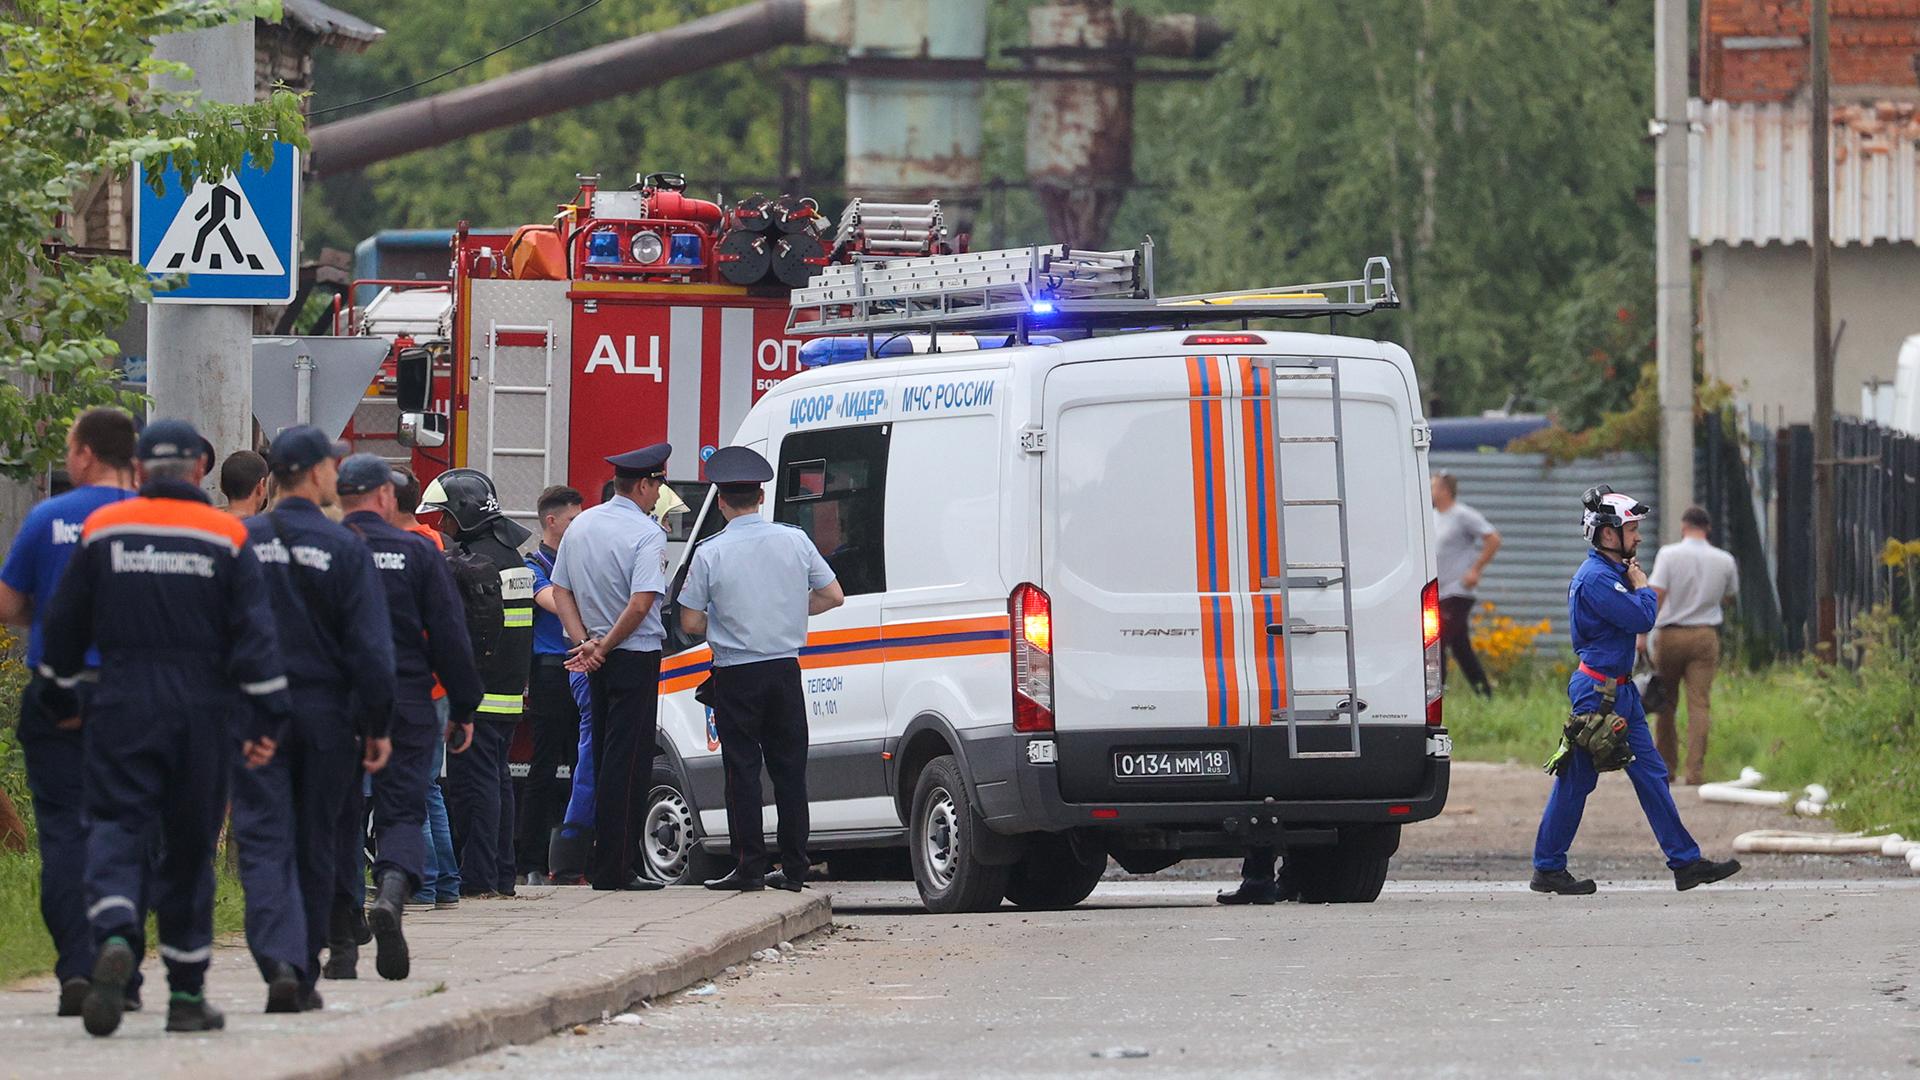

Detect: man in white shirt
1646,506,1739,786
1431,472,1501,696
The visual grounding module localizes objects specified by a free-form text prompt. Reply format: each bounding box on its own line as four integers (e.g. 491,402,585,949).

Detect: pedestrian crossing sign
134,142,299,305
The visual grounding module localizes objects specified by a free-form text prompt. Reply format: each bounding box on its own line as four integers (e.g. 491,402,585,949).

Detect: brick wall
1702,0,1920,102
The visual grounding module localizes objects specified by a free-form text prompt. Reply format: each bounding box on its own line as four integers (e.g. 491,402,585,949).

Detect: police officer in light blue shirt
551,443,672,890
679,446,843,892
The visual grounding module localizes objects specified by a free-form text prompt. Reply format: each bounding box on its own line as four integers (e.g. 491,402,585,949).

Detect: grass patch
1447,645,1919,836
1,849,250,985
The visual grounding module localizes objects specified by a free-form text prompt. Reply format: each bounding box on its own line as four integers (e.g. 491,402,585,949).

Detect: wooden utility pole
1811,0,1837,654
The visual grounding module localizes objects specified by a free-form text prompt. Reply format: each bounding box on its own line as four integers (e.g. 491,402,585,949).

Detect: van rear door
1042,350,1430,804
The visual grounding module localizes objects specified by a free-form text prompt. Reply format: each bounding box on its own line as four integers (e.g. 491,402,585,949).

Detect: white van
639,246,1449,912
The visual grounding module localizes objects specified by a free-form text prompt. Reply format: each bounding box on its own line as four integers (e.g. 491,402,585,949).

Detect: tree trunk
0,787,29,853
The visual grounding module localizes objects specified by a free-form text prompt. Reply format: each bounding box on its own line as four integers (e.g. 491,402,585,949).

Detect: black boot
1674,857,1742,891
82,937,135,1038
58,977,88,1017
323,900,358,980
165,993,226,1033
1216,878,1279,906
301,986,325,1012
264,961,302,1014
367,870,411,981
1529,868,1598,895
703,868,765,891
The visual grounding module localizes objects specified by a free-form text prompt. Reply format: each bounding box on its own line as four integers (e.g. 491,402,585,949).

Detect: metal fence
1429,450,1660,650
1774,419,1920,650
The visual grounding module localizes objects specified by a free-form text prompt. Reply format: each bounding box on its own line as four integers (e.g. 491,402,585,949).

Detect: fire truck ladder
1261,356,1363,760
787,239,1396,340
484,320,556,522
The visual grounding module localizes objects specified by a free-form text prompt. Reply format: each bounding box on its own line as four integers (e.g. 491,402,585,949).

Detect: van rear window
775,424,890,597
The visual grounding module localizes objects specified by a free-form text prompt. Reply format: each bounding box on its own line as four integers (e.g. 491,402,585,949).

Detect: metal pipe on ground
308,0,808,177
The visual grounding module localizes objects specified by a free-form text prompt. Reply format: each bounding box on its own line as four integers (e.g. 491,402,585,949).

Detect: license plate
1113,749,1232,781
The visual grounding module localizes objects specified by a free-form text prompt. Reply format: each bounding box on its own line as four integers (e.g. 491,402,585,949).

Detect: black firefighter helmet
418,468,530,546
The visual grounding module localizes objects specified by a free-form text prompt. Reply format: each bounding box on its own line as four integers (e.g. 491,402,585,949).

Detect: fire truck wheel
910,755,1009,914
638,764,726,885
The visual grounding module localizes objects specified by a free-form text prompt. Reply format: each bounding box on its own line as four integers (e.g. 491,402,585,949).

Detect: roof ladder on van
1263,357,1364,760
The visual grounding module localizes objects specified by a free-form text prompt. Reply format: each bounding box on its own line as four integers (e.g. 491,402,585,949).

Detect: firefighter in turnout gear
419,468,535,897
337,456,484,979
242,427,397,1004
38,420,291,1037
1530,487,1743,896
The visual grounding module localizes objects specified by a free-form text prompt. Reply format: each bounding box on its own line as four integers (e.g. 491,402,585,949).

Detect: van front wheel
910,755,1008,913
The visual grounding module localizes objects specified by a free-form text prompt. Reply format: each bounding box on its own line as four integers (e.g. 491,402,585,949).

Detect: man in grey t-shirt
1646,506,1739,786
1431,472,1501,696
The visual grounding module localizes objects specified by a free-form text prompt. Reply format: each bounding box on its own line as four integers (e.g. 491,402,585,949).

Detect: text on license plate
1113,749,1231,781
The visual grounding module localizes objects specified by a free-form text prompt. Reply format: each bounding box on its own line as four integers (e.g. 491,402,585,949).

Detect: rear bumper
959,725,1451,835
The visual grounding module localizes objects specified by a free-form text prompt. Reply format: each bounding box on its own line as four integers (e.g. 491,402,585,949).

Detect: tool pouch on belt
1560,680,1634,772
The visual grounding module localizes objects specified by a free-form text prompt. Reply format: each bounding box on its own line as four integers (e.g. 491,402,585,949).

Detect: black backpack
445,546,505,662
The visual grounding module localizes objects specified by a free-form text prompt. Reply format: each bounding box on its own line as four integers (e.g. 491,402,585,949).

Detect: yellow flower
1884,538,1909,569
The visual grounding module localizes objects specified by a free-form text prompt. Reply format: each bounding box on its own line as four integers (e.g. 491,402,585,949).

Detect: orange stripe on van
1184,357,1221,726
1205,357,1240,727
1239,359,1284,721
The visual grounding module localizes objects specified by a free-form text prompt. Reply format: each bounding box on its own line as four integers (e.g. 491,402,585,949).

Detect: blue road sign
134,142,299,305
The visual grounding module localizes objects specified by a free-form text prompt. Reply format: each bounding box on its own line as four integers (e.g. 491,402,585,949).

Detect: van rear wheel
910,755,1008,913
1003,833,1107,910
1289,824,1400,904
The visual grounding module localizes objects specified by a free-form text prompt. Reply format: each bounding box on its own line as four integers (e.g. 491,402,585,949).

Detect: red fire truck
348,172,951,540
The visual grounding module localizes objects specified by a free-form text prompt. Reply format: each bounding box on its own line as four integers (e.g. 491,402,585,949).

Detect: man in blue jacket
39,419,290,1037
236,427,397,1007
0,409,140,1017
337,455,483,980
1530,487,1742,896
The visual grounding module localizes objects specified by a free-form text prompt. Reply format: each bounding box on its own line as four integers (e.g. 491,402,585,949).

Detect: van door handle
1269,619,1350,636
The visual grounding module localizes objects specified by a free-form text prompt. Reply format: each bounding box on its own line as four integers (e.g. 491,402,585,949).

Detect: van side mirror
398,411,446,449
395,345,432,413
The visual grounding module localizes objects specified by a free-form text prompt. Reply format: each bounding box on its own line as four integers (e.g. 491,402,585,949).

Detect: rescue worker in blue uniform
1530,487,1743,895
238,426,397,1004
337,455,483,979
38,419,290,1037
679,446,844,891
419,468,535,898
552,444,674,891
0,408,140,1016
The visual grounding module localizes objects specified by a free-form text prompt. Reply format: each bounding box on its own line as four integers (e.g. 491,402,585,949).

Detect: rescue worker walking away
678,447,844,891
38,420,291,1036
338,455,483,979
552,445,673,891
241,427,397,1003
1530,487,1742,895
0,408,140,1016
419,468,535,898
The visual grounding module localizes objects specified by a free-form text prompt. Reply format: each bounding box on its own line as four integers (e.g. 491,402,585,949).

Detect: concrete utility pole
1654,0,1692,543
148,21,255,469
1810,0,1837,653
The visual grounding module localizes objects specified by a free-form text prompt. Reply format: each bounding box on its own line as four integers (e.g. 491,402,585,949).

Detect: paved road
432,877,1920,1079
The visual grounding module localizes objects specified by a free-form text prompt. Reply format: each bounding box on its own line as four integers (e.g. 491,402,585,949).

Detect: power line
307,0,607,120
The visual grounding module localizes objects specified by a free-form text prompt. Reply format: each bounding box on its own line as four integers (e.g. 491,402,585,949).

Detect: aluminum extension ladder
484,320,556,523
1261,357,1363,760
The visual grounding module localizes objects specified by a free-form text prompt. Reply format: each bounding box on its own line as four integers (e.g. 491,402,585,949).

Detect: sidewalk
0,885,829,1080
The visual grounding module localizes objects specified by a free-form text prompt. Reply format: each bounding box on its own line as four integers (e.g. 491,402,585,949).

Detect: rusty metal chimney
1024,1,1227,250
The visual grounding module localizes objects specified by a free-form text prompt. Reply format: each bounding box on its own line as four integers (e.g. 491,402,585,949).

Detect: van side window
776,424,889,596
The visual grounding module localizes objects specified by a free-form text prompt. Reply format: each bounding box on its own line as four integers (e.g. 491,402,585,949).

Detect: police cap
267,425,349,475
337,453,403,496
137,418,208,464
702,445,773,490
606,442,671,480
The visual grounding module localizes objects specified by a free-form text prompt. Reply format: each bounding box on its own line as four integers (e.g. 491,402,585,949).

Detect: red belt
1578,662,1629,685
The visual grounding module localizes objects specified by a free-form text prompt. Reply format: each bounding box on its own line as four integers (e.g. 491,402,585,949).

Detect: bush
1468,603,1555,686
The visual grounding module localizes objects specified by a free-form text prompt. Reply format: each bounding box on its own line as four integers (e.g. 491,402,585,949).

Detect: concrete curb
289,892,829,1080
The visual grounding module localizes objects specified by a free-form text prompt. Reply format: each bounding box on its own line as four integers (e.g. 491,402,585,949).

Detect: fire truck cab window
776,425,889,597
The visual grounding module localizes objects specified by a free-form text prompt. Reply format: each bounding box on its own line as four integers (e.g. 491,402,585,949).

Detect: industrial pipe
309,0,808,177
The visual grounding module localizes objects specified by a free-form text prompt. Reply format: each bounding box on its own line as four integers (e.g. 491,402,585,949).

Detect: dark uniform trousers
711,658,810,880
587,649,661,887
517,658,578,875
449,717,518,894
365,699,439,889
84,683,232,996
231,685,358,987
18,677,146,992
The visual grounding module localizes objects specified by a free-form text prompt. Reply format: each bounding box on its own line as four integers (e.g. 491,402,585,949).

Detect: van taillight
1011,583,1054,733
1422,578,1443,726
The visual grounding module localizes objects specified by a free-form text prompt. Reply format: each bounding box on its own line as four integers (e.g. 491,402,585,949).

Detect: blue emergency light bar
799,334,1065,368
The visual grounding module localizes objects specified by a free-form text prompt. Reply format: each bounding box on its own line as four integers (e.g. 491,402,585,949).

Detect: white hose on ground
1731,830,1920,874
1699,769,1830,817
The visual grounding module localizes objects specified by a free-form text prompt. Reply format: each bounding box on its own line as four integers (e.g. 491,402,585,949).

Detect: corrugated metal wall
1429,450,1660,649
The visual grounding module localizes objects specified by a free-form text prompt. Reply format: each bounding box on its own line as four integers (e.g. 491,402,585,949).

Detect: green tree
0,0,308,482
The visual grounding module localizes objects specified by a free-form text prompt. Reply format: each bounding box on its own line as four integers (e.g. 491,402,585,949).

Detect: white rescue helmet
1581,484,1650,546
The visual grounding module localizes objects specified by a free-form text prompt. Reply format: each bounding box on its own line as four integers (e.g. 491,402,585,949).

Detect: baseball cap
267,425,349,475
337,453,402,496
136,418,210,464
